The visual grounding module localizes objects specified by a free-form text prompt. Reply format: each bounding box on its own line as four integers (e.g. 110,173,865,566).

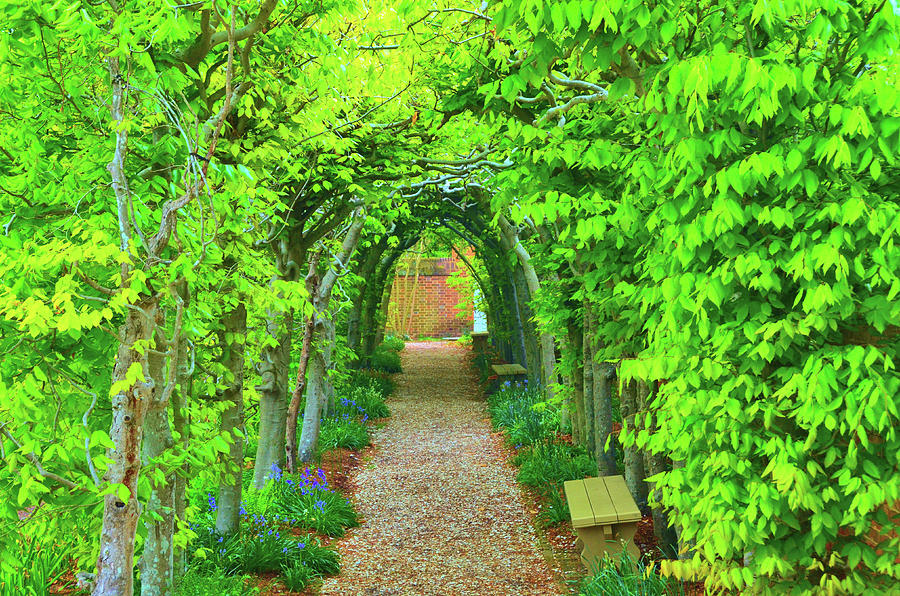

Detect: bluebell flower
297,542,305,549
218,536,224,542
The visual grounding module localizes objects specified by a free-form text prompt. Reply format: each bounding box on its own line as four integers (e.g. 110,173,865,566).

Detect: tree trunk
513,266,541,386
296,207,365,461
567,321,585,446
373,278,394,348
252,309,292,488
140,315,175,596
592,358,617,476
582,329,595,457
348,240,386,354
296,317,334,463
621,379,649,507
497,214,557,390
285,314,315,474
215,303,246,535
641,381,677,555
171,286,191,578
94,297,159,596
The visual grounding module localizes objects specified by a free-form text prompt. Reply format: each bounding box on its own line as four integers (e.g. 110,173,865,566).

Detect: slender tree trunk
505,270,529,368
285,314,315,473
592,357,617,476
641,381,677,554
582,329,595,457
567,321,585,446
513,266,541,385
497,214,557,390
171,286,191,578
621,379,649,506
348,240,386,354
252,309,292,488
296,208,365,460
215,303,246,535
297,317,334,462
140,315,175,596
373,278,394,348
94,297,159,596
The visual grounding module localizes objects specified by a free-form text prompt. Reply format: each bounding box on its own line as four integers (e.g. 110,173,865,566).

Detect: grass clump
579,551,684,596
487,383,559,446
334,386,390,420
514,441,597,488
369,346,402,373
281,561,319,592
175,568,258,596
319,416,370,451
0,533,71,595
381,335,405,352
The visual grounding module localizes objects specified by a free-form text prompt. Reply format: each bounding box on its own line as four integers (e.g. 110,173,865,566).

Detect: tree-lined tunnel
0,0,897,595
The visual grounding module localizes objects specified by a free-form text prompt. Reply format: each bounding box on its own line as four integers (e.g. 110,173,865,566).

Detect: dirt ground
319,341,563,596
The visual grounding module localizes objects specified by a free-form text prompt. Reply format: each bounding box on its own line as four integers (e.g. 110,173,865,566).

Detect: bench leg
574,522,641,571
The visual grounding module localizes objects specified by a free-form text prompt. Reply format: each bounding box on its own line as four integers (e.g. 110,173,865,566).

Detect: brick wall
386,255,474,338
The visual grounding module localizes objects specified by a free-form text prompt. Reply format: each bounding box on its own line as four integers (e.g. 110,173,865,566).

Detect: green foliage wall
479,0,900,593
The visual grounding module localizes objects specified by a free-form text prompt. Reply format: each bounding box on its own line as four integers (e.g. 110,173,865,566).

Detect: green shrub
318,417,370,451
369,347,401,373
381,335,405,352
515,442,597,489
175,569,258,596
579,550,684,596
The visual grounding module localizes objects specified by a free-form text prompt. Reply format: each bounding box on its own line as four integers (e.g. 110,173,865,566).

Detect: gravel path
320,341,562,596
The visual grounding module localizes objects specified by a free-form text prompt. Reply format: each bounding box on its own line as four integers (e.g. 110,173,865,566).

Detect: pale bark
582,327,595,457
215,303,246,535
252,309,292,488
285,311,315,474
140,316,176,596
296,209,365,461
94,299,158,596
296,317,334,462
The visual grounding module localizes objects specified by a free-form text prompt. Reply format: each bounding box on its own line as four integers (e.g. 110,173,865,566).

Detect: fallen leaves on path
320,342,563,596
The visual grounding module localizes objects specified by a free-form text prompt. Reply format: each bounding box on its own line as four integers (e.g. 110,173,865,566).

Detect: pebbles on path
319,341,562,596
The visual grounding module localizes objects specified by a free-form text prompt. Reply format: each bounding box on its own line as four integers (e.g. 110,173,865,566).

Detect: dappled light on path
320,342,561,596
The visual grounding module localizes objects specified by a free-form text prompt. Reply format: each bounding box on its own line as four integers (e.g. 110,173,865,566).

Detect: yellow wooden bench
489,363,527,392
563,475,641,568
471,331,490,354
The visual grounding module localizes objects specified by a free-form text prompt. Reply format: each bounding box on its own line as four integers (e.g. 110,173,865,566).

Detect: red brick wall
386,255,474,338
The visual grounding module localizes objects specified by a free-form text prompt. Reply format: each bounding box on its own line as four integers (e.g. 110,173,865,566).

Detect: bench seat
564,475,641,568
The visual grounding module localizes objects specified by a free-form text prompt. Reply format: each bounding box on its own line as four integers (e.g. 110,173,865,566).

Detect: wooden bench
564,475,641,569
490,362,527,387
471,331,490,354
